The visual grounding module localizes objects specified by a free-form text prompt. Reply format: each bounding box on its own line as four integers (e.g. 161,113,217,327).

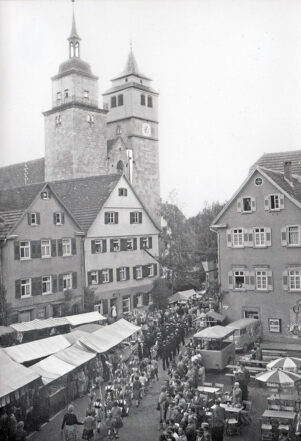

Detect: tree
84,287,95,312
0,282,9,326
150,279,172,310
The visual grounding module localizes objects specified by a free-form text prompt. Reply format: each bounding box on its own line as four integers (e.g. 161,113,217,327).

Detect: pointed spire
123,43,140,76
68,1,81,41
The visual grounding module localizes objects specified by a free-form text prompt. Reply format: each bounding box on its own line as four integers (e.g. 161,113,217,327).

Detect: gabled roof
107,137,127,155
250,150,301,175
211,166,301,226
50,174,121,231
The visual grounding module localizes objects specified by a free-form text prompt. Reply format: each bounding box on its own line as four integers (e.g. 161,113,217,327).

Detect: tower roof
68,10,81,41
112,48,151,81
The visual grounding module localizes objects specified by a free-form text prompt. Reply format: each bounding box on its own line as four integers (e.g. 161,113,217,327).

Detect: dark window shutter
248,233,253,242
120,239,127,251
133,295,138,308
110,239,114,252
58,239,63,256
88,271,92,285
103,299,108,315
52,275,57,293
14,240,20,260
243,233,248,243
139,212,142,223
97,270,103,284
116,268,121,282
51,240,57,257
15,280,21,299
27,213,31,225
266,231,271,243
133,266,137,280
58,274,63,292
114,212,119,224
281,231,287,242
31,241,36,258
130,212,134,224
37,213,40,225
105,212,109,224
72,272,77,289
228,275,233,287
102,240,107,253
109,269,113,282
142,265,148,278
148,237,152,249
72,238,76,255
91,240,96,254
133,238,137,250
61,212,65,224
53,213,57,225
143,293,148,305
126,267,130,280
245,275,250,286
140,238,144,249
250,275,255,287
36,241,41,258
283,275,288,289
32,277,42,296
154,263,158,276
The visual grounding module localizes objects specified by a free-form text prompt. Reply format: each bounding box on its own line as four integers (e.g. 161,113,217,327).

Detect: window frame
232,228,244,248
21,278,31,298
140,94,146,106
136,266,143,280
131,212,142,224
234,270,246,290
20,240,31,260
148,264,155,278
120,267,127,281
118,188,128,197
122,296,130,313
111,96,117,108
270,194,280,211
287,225,300,247
30,212,38,226
63,273,72,290
126,239,134,250
255,270,268,291
289,269,301,291
105,211,118,224
112,239,120,252
117,94,124,106
242,197,252,213
94,240,104,254
90,271,99,285
62,238,72,256
102,269,110,283
253,227,266,247
147,95,153,108
42,276,52,295
41,239,51,258
54,212,63,225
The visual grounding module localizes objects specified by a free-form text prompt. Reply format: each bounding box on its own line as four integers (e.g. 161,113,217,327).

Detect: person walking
61,405,83,441
211,399,225,441
82,409,96,441
132,376,142,408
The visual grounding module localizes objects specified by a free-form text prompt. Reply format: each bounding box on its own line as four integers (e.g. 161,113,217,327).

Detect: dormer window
111,96,117,108
84,90,89,99
140,94,146,106
55,115,62,126
147,96,153,108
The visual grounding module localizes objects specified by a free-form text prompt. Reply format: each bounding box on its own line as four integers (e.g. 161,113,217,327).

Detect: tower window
118,94,124,106
56,92,61,102
64,89,69,99
84,90,89,99
111,96,117,108
70,42,74,57
140,94,146,106
75,42,79,57
55,115,62,126
147,96,153,108
87,114,95,125
117,160,124,173
116,125,122,135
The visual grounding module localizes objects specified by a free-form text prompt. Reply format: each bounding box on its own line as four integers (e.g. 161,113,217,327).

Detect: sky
1,0,301,217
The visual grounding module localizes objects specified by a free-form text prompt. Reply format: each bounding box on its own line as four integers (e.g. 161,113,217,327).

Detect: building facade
0,184,84,324
212,161,301,343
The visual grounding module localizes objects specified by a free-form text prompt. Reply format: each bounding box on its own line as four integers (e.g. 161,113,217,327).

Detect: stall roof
4,335,71,364
194,325,234,340
0,326,15,337
206,311,225,322
169,289,196,304
65,311,106,326
64,330,91,345
29,346,95,385
9,317,68,332
226,318,259,329
71,323,104,333
0,349,40,404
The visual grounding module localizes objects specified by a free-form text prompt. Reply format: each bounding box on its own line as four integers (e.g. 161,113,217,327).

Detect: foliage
84,287,96,312
150,279,173,310
0,282,9,326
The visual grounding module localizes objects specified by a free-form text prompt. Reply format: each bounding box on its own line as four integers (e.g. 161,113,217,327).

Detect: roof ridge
0,157,44,171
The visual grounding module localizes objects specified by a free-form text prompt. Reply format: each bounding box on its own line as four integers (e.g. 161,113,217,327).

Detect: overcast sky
1,0,301,217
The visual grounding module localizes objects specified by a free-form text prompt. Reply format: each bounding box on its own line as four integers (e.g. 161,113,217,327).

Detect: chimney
284,160,292,182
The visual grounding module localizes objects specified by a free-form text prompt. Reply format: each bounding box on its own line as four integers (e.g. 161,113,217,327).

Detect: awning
4,335,71,364
29,346,96,385
10,317,69,333
206,311,225,322
70,323,104,333
194,325,234,340
64,330,91,345
65,311,106,327
169,289,196,304
0,326,15,337
0,349,40,406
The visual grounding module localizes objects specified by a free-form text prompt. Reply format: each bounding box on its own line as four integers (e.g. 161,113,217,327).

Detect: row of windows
14,238,76,260
110,94,153,109
87,263,158,285
228,267,301,292
94,292,152,316
227,225,301,248
27,211,65,226
15,272,77,299
55,114,95,127
104,211,143,224
91,236,152,254
111,94,124,108
237,193,284,214
56,89,89,102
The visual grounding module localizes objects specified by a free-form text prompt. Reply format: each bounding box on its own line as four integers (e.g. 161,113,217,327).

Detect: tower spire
68,0,81,58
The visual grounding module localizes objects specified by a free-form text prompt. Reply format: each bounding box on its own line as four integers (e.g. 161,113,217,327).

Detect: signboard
268,318,281,333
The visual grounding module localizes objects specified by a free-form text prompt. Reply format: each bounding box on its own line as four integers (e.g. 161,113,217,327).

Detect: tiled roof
0,158,45,191
260,167,301,204
51,174,121,231
251,150,301,175
0,211,24,238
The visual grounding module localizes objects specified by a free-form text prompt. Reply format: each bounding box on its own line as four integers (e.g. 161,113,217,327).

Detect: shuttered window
42,276,52,294
28,212,40,226
232,229,243,247
53,212,65,225
104,212,118,224
91,239,107,254
130,212,142,224
41,240,51,258
288,269,301,291
20,241,31,260
20,279,31,297
265,194,285,211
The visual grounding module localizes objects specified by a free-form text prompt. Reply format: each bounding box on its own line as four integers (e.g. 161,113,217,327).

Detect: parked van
226,318,262,352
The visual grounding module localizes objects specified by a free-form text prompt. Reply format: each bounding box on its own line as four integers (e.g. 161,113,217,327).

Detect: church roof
250,150,301,175
58,57,94,77
68,10,81,41
0,158,45,191
103,81,158,97
112,49,151,81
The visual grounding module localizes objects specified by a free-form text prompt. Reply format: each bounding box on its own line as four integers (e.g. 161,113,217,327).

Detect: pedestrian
82,409,96,441
61,404,83,441
211,399,225,441
8,407,17,441
0,407,9,441
15,421,27,441
132,376,142,407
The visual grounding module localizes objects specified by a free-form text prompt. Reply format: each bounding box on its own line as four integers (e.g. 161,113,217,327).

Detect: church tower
103,49,161,225
44,8,107,182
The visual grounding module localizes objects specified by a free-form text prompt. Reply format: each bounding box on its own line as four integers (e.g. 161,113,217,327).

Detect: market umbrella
267,357,301,372
256,368,301,388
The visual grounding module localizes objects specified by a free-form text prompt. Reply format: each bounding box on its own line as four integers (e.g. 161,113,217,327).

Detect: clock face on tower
142,123,151,137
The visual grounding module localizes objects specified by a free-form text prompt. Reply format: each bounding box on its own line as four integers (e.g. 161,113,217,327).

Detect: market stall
64,311,106,327
168,289,196,304
193,325,235,370
9,317,70,343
